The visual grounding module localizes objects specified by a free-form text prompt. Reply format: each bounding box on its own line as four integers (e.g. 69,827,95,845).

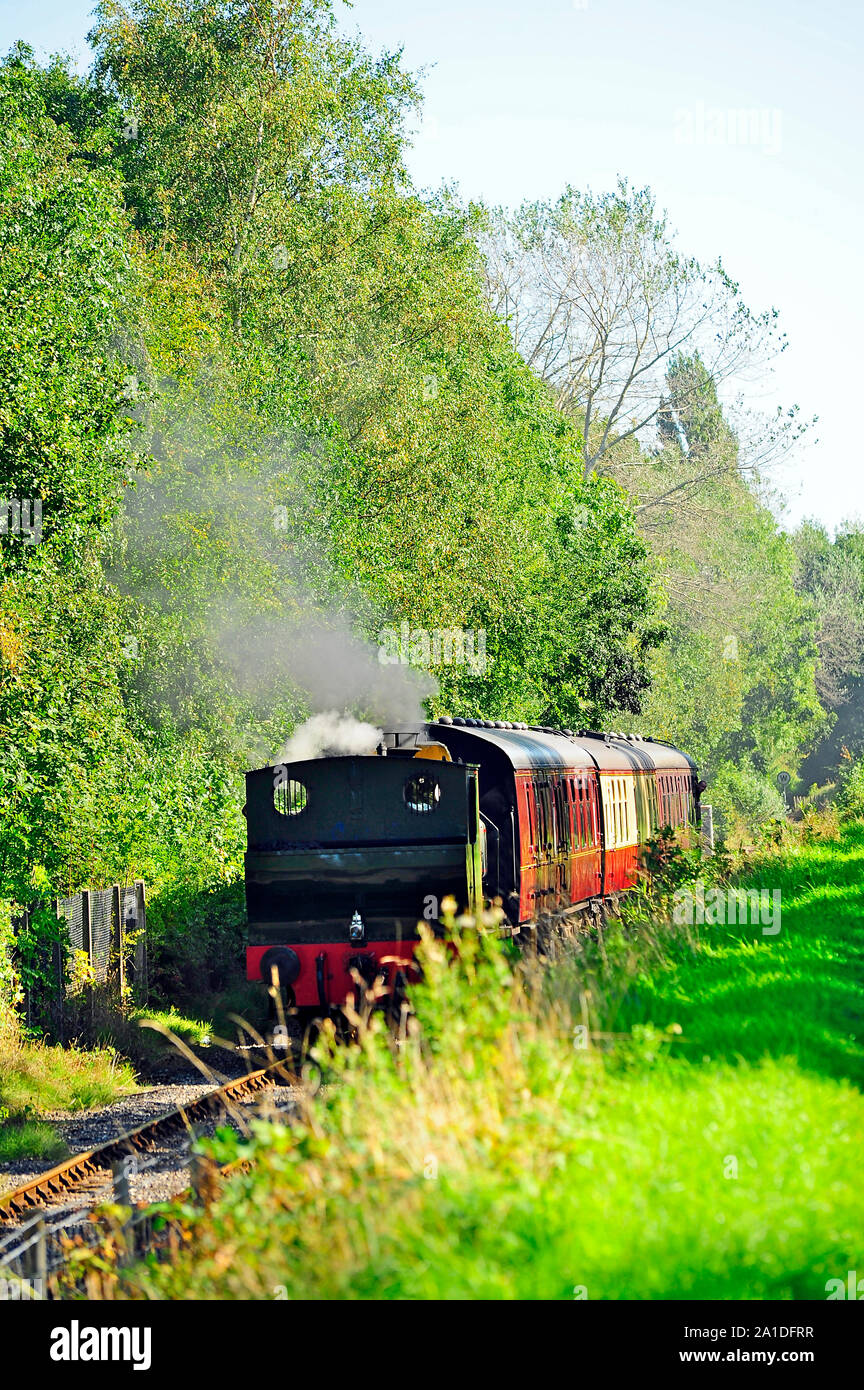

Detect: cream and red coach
244,718,700,1013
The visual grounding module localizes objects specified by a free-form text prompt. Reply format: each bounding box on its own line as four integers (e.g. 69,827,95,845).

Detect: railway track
0,1057,294,1224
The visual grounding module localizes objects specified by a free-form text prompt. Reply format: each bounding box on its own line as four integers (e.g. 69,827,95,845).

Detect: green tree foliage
0,9,664,928
87,0,664,728
793,521,864,786
0,49,140,898
626,355,825,814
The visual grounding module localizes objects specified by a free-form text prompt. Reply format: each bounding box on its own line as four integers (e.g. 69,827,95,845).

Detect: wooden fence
12,881,147,1040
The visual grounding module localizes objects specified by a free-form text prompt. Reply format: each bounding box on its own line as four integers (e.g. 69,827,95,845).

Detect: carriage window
546,784,554,848
538,783,552,849
623,779,633,842
404,774,441,814
555,781,567,850
274,779,308,816
532,783,541,848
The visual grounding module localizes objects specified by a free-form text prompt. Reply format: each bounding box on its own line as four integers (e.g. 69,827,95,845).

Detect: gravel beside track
0,1066,301,1226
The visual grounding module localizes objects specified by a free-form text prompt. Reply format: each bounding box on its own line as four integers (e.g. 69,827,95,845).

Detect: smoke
278,711,383,763
217,609,437,729
115,414,438,749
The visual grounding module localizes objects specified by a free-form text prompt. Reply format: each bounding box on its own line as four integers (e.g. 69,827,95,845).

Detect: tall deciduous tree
483,180,803,479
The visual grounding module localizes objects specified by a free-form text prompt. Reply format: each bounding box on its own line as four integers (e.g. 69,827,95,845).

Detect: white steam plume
278,711,383,763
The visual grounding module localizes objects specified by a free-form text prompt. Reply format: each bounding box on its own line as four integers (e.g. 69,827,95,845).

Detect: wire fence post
51,904,65,1045
112,1156,135,1267
128,879,148,1002
111,884,125,996
34,1217,46,1287
81,889,94,1031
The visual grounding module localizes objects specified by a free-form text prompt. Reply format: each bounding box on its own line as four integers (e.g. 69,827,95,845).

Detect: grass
0,1019,138,1165
91,986,269,1071
606,819,864,1084
0,1031,138,1116
67,822,864,1302
0,1117,68,1165
122,1006,213,1057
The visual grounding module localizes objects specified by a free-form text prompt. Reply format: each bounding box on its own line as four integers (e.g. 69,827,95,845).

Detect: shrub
839,757,864,820
707,760,786,844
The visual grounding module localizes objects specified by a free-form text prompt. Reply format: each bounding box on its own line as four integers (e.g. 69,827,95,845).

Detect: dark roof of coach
428,719,697,775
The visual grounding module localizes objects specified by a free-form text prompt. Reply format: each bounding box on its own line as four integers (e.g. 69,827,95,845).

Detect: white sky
3,0,862,534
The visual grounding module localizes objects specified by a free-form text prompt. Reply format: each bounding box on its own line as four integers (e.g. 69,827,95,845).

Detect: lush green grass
126,1006,213,1053
609,819,864,1084
0,1117,67,1165
0,1034,137,1117
83,824,864,1301
0,1017,138,1167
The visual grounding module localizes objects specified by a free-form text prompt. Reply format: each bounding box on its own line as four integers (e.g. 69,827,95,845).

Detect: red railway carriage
428,721,699,917
244,717,700,1016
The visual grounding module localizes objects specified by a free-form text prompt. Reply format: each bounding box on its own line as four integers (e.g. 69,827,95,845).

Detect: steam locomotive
244,718,701,1014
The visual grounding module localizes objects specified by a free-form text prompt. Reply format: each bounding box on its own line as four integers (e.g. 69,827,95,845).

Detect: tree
0,50,141,897
87,1,666,732
0,15,668,911
482,180,802,479
609,355,825,796
793,522,864,785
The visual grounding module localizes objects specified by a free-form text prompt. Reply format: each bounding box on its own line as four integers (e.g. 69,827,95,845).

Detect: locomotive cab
245,746,483,1010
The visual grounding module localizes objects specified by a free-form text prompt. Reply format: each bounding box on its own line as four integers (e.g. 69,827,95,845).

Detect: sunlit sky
2,0,862,533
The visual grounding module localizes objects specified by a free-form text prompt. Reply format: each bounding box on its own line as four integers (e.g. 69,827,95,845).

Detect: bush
706,760,786,844
145,880,246,1004
0,900,18,1030
839,757,864,820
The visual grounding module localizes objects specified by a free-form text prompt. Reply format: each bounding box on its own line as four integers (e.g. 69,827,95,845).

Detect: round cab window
274,779,308,816
404,774,441,814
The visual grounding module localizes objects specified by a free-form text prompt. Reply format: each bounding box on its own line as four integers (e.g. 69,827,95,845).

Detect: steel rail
0,1060,291,1223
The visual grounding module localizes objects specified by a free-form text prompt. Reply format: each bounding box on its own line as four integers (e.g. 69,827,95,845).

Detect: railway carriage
244,718,700,1013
